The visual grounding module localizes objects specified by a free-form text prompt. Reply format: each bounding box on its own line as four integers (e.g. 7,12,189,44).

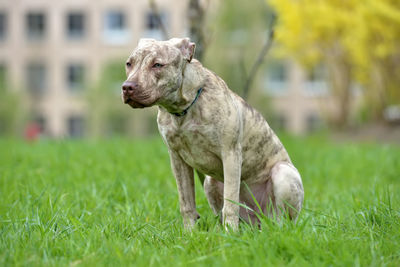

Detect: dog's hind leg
204,176,224,216
271,162,304,221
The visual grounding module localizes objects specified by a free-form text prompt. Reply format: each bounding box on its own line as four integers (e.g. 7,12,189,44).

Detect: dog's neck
159,60,205,115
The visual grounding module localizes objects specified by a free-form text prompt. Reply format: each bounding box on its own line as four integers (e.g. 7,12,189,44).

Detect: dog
122,37,304,230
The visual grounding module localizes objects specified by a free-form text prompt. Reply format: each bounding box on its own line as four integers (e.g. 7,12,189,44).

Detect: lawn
0,136,399,266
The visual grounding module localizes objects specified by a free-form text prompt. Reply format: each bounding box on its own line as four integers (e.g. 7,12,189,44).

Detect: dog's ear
170,38,196,62
138,38,156,48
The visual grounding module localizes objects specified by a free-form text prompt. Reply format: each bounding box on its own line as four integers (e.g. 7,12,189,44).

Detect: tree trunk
188,0,206,61
326,45,352,128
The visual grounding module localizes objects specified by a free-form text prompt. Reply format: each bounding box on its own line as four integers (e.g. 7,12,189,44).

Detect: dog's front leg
222,149,242,231
169,150,199,230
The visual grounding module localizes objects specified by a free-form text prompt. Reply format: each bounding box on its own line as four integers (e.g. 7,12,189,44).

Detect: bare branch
239,53,248,86
242,14,276,100
148,0,170,40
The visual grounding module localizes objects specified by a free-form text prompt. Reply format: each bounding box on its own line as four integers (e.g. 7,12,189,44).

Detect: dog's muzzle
121,81,151,108
122,81,139,103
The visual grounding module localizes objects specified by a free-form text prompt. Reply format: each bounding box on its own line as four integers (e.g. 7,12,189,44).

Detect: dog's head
122,38,196,109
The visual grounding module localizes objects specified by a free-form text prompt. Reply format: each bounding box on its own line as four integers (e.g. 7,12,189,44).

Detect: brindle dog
122,38,304,230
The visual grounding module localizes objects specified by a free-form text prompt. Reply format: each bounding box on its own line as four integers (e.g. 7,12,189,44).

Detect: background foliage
269,0,400,123
0,68,26,136
204,0,275,119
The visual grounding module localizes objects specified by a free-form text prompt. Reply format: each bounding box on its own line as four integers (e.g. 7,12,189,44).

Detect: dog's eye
152,63,164,68
126,62,132,68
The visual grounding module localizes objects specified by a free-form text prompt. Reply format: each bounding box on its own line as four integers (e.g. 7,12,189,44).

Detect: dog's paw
183,213,200,231
223,216,239,231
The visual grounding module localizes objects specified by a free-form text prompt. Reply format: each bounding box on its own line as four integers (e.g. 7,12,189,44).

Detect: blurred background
0,0,399,141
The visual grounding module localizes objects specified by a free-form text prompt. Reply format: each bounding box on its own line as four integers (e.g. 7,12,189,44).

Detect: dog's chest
160,121,224,178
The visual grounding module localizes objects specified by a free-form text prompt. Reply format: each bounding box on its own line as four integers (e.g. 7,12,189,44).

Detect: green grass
0,136,399,266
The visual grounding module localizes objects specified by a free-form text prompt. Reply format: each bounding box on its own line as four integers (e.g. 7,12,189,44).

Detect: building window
107,114,127,136
67,116,85,138
147,12,160,30
304,64,329,96
268,62,287,82
26,63,46,96
106,11,125,30
103,10,129,45
26,12,46,40
306,113,322,132
308,64,326,82
0,12,7,41
66,12,85,39
34,114,46,135
144,11,167,40
66,64,85,91
264,61,288,96
0,64,6,91
276,114,287,131
270,113,287,132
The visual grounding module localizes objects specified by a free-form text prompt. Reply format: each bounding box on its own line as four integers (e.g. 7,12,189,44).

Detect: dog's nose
122,81,139,93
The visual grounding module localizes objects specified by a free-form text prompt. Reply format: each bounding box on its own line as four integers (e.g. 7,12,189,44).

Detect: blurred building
0,0,187,137
0,0,358,137
263,60,361,134
265,60,330,134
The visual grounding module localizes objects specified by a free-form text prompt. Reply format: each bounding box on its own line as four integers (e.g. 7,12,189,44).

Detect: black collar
171,87,203,117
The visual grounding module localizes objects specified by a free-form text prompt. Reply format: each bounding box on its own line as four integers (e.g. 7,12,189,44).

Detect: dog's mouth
124,98,147,108
122,89,159,109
